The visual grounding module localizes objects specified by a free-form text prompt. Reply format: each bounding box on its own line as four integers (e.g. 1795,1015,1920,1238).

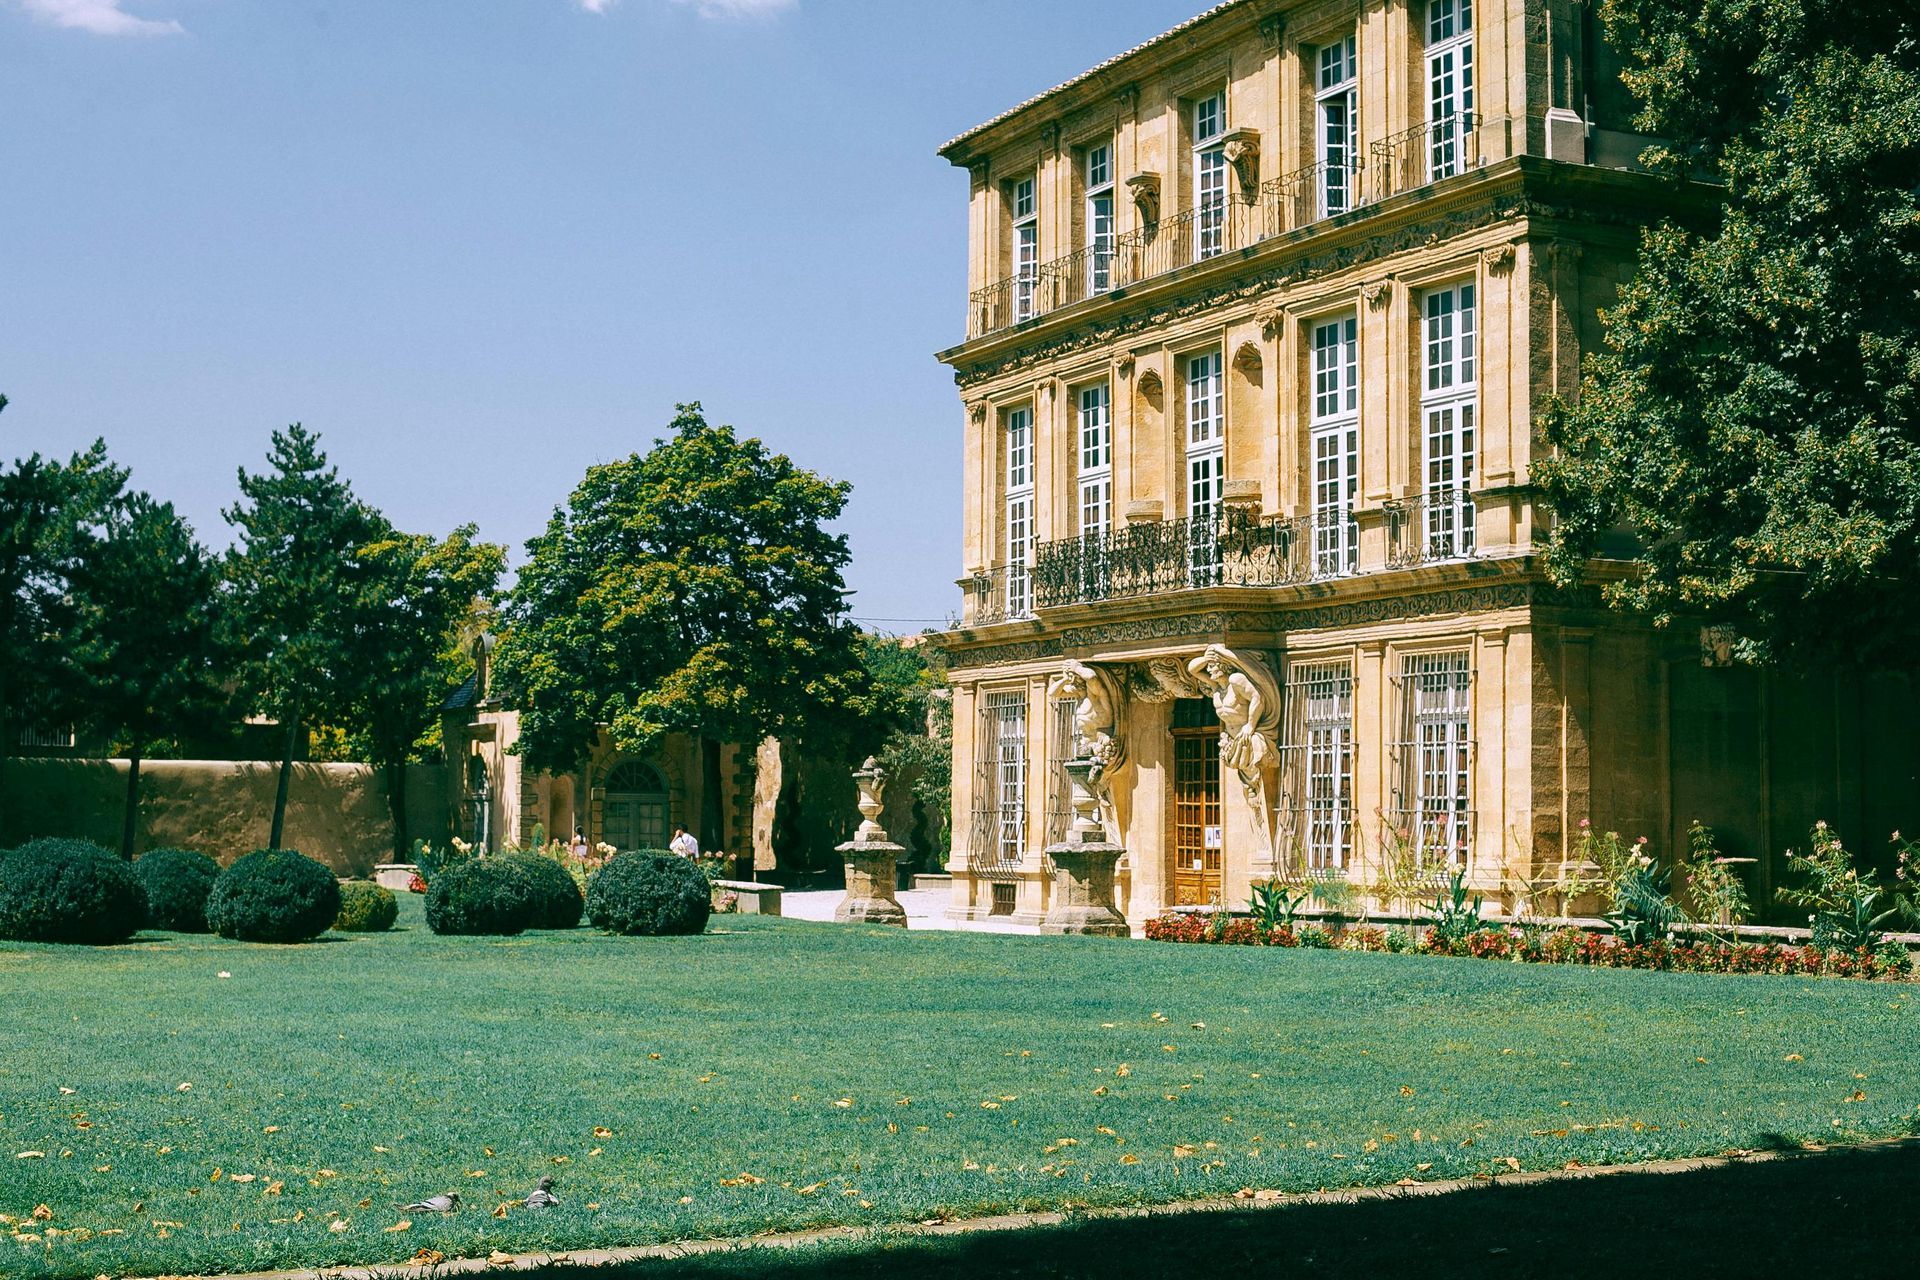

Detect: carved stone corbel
966,399,987,424
1482,243,1517,275
1222,129,1262,198
1117,352,1137,377
1361,279,1393,310
1116,83,1139,115
1258,14,1287,47
1254,305,1287,340
1126,173,1161,226
967,157,991,189
1040,121,1062,156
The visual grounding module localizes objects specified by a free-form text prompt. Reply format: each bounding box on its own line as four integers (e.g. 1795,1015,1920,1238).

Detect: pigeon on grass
398,1192,461,1213
524,1177,559,1209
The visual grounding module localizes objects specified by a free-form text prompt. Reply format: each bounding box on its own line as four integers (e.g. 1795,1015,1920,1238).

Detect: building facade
934,0,1920,925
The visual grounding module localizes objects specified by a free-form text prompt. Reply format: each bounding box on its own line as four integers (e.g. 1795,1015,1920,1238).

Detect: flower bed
1142,914,1915,981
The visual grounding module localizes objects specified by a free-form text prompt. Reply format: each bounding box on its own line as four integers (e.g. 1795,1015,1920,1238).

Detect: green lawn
3,897,1917,1280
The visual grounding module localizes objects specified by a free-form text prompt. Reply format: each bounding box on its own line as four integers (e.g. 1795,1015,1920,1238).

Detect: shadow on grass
571,1141,1919,1280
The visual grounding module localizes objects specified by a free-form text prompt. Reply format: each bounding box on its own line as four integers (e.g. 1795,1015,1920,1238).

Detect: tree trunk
269,711,300,851
701,736,723,856
387,757,409,861
120,742,145,860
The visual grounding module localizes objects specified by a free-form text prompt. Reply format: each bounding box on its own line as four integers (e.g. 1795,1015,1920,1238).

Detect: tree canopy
1537,1,1920,668
493,404,867,776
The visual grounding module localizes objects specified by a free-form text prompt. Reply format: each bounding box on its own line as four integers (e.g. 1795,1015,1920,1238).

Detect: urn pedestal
834,756,909,928
1040,757,1130,938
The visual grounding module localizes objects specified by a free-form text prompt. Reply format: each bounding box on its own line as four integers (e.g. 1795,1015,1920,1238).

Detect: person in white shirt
669,825,700,859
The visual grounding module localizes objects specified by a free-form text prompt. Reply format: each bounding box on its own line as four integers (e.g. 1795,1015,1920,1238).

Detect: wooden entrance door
1172,728,1222,905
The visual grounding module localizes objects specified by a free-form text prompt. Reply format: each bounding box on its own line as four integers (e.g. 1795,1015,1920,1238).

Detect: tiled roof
939,0,1255,157
443,673,479,712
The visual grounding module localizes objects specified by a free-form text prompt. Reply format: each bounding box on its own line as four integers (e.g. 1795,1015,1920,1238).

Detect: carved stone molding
1040,121,1062,156
1116,83,1139,115
966,399,987,423
1036,376,1064,400
1254,306,1286,340
1258,13,1287,47
1126,173,1162,226
1222,129,1262,198
967,157,991,188
1231,340,1263,375
1135,368,1163,400
1360,279,1393,309
1117,352,1137,376
1123,499,1164,525
1482,243,1517,275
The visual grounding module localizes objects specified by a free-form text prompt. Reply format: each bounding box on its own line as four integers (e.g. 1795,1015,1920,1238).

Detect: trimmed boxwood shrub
205,849,342,943
334,881,399,932
506,855,584,930
133,847,221,933
586,851,710,937
0,838,148,945
425,858,539,936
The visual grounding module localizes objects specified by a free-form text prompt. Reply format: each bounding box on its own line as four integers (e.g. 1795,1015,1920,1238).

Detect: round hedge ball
424,858,540,936
333,881,399,933
133,847,222,933
205,849,343,944
0,838,148,945
504,855,584,930
586,852,710,937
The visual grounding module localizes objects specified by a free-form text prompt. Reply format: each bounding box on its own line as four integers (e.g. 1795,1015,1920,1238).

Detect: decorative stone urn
1040,757,1129,937
834,756,908,927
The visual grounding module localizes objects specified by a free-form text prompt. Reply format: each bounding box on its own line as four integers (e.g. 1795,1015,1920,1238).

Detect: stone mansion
932,0,1920,925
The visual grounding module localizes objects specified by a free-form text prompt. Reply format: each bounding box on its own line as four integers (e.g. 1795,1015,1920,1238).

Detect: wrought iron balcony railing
963,116,1517,342
957,562,1036,626
1384,488,1476,568
1031,508,1355,609
1368,113,1511,203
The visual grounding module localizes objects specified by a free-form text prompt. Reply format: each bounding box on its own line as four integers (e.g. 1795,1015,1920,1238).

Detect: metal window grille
1043,696,1076,847
1275,661,1354,874
970,691,1028,876
1389,652,1474,868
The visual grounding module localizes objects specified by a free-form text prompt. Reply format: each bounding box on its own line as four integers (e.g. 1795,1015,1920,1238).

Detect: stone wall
0,758,449,875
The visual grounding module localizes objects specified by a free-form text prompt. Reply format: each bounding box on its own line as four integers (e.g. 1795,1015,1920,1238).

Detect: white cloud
17,0,183,35
573,0,797,18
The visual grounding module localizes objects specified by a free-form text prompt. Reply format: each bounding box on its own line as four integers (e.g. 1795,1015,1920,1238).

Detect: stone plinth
373,863,420,892
835,840,909,927
1040,841,1129,936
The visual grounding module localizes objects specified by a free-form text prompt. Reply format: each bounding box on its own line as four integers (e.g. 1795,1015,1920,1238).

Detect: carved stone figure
1046,659,1127,786
1186,645,1282,841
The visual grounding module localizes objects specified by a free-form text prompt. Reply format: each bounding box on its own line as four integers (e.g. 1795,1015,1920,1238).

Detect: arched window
601,760,668,853
466,756,491,851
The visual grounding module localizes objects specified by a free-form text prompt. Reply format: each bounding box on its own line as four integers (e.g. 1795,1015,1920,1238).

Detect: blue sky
0,0,1206,629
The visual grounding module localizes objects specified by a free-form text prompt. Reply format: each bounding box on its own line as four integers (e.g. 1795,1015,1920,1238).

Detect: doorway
1171,698,1222,906
602,760,668,854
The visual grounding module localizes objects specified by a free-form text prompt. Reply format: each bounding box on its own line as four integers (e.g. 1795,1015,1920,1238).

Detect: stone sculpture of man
1047,659,1126,785
1186,645,1282,835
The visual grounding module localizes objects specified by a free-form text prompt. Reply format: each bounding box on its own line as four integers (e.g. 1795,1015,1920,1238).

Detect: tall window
1192,90,1228,261
1077,383,1112,537
1422,284,1477,559
1012,175,1039,322
1316,35,1359,217
1185,350,1225,584
1296,661,1354,871
987,691,1028,868
1426,0,1475,180
1004,406,1035,617
1311,314,1360,576
1396,652,1472,866
1085,144,1115,295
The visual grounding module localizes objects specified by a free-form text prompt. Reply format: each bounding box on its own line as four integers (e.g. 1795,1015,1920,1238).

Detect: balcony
964,114,1513,343
953,494,1485,626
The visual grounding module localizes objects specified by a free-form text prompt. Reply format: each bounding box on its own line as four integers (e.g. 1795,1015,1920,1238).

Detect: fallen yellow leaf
385,1220,412,1234
593,1127,612,1138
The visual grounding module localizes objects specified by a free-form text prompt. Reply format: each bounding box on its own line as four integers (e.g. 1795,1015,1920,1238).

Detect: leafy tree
0,396,126,836
1537,1,1920,667
493,404,866,843
862,635,952,860
67,492,224,858
223,424,384,849
343,524,505,859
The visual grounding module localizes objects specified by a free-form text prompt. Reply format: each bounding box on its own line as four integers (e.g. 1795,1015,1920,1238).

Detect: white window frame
1421,284,1477,560
1185,349,1225,585
1192,90,1229,261
1425,0,1475,181
985,690,1029,868
1311,314,1360,576
1296,660,1354,872
1077,382,1112,538
1085,143,1115,296
1004,406,1036,617
1012,175,1039,322
1315,35,1359,218
1398,651,1473,868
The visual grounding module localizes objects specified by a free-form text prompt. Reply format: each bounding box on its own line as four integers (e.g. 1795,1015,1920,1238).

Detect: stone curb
136,1135,1920,1280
